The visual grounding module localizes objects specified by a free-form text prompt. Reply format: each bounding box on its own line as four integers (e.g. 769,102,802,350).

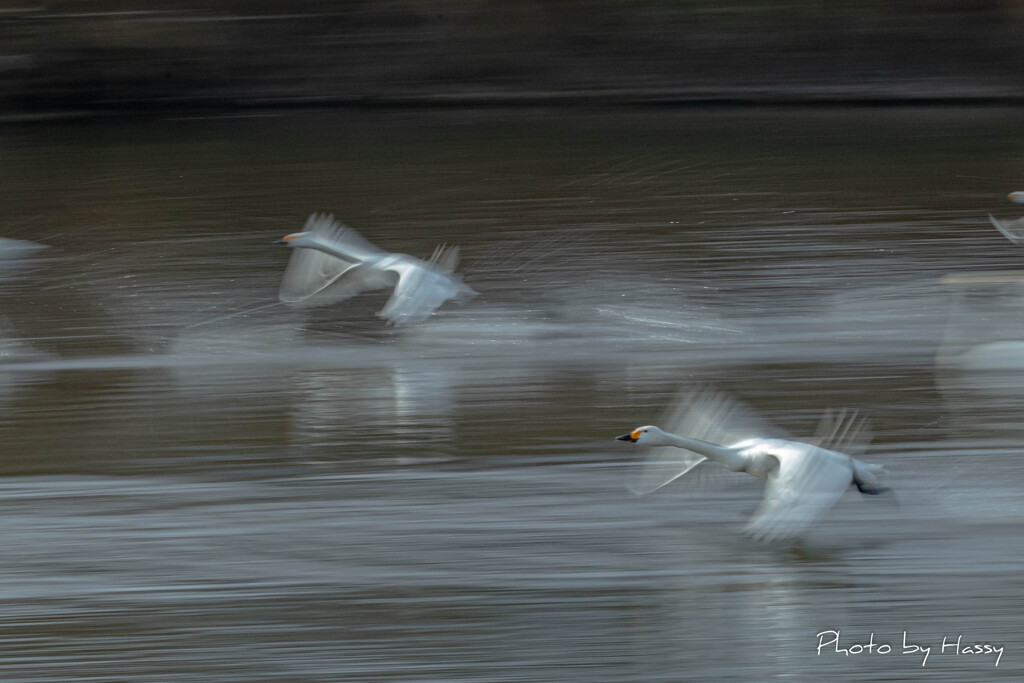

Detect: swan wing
811,407,872,458
278,214,389,305
989,214,1024,245
377,261,458,325
429,243,461,274
280,254,394,306
743,445,853,541
303,213,386,261
629,385,787,495
628,451,709,495
280,254,382,306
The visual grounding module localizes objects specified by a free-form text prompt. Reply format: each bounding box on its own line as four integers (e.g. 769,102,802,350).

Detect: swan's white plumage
277,213,476,325
735,438,862,541
279,213,388,305
620,388,889,542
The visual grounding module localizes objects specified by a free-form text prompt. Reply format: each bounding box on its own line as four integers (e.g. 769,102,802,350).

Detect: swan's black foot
856,481,899,508
855,481,889,495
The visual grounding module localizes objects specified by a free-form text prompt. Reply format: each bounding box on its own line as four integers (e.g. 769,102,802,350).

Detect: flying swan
276,213,476,325
616,387,890,542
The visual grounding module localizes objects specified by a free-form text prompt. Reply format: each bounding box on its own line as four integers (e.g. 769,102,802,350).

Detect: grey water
0,107,1023,680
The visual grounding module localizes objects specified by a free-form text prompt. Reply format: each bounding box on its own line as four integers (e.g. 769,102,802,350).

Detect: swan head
616,425,668,446
1010,191,1024,204
274,231,312,248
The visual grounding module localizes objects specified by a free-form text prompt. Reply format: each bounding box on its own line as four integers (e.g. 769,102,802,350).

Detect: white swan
616,392,889,542
276,213,476,325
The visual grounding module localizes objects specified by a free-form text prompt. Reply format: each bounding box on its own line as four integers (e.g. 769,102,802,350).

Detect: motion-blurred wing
377,264,456,325
812,407,872,458
743,447,851,541
429,243,461,274
305,213,385,260
279,253,379,306
989,214,1024,245
628,385,787,495
279,213,387,305
627,449,709,496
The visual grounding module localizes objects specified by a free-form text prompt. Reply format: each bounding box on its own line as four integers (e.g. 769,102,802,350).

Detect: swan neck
305,237,361,264
662,432,746,470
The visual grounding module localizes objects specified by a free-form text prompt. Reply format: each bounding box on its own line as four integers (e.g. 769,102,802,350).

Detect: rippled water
1,107,1023,680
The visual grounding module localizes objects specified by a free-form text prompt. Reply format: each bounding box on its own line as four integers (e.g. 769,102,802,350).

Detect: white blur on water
0,108,1022,680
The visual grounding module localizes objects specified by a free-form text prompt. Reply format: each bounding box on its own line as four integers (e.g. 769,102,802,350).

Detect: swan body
276,213,476,325
617,416,889,542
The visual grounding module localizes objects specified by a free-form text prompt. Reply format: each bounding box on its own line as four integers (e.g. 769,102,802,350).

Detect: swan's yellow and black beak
616,429,642,443
274,233,303,245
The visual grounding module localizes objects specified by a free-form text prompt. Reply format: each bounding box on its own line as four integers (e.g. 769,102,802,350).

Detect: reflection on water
0,108,1023,679
937,271,1024,436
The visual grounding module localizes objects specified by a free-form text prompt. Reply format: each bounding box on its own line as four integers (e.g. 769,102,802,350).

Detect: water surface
0,107,1022,680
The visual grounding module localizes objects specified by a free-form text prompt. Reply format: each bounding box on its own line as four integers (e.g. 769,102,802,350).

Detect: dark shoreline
4,90,1024,125
6,3,1024,124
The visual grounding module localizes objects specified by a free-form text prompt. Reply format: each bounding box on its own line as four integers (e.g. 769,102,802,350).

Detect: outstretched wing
278,213,388,306
989,214,1024,245
429,243,461,274
743,445,852,541
811,407,872,458
628,385,787,495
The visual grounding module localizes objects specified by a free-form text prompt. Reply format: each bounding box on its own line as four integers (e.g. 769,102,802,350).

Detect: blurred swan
1009,191,1024,204
616,387,889,542
0,237,47,282
276,213,476,325
988,214,1024,245
0,237,46,259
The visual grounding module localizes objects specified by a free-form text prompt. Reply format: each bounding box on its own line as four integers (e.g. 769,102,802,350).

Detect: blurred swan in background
0,237,47,283
989,214,1024,245
276,213,476,325
617,387,888,542
988,192,1024,244
0,237,46,260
